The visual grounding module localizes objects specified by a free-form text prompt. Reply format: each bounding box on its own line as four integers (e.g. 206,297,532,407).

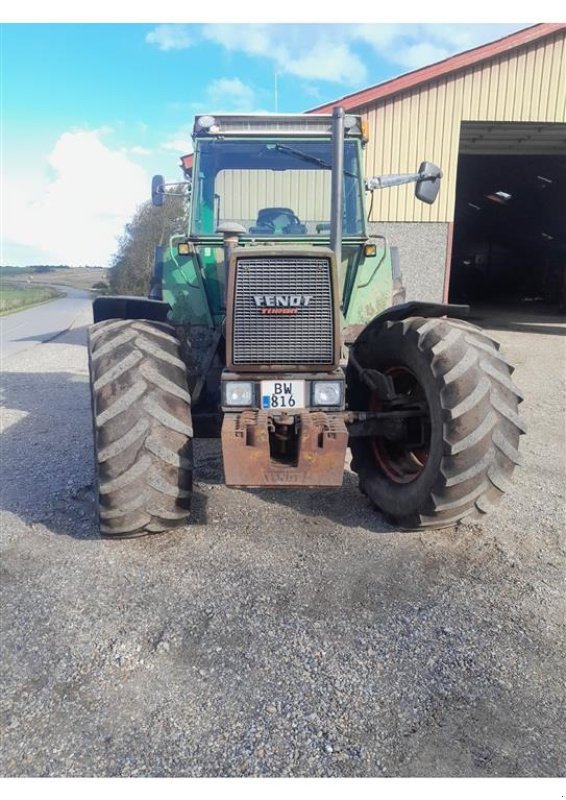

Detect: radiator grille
233,257,334,365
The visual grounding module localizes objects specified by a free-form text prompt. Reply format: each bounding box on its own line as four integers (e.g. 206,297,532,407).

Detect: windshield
191,139,365,237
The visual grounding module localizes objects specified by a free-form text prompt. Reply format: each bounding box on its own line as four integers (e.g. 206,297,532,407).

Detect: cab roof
191,112,365,139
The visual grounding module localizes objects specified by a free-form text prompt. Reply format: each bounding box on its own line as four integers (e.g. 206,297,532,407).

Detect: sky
1,18,532,267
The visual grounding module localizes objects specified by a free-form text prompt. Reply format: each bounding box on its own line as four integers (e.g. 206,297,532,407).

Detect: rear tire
347,316,526,529
88,319,193,538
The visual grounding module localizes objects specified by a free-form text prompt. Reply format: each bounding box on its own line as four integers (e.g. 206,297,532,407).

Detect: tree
109,188,187,296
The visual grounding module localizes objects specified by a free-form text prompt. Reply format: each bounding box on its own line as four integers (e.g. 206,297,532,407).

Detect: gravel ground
0,305,564,777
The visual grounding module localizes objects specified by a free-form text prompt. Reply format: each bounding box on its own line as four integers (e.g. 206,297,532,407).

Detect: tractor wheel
88,319,193,538
347,316,526,530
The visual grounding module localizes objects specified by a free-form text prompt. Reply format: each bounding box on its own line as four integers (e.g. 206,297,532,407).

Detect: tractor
88,109,525,537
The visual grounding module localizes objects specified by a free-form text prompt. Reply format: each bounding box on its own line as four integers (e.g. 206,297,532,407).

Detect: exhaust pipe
330,106,345,270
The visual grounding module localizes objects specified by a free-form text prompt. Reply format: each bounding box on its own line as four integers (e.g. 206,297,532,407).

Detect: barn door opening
449,123,566,315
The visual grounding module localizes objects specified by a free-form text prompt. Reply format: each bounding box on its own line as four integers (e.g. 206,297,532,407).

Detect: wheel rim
371,366,430,484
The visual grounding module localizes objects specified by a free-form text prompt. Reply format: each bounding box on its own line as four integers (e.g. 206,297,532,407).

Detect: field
0,285,65,316
0,267,108,292
25,268,107,290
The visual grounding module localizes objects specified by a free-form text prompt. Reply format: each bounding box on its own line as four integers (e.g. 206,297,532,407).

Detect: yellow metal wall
360,29,566,223
216,169,331,228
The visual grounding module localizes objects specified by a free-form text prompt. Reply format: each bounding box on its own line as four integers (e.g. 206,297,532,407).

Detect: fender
347,302,469,400
92,295,171,324
352,301,469,351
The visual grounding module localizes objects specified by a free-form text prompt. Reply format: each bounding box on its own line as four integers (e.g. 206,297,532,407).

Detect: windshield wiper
272,144,357,178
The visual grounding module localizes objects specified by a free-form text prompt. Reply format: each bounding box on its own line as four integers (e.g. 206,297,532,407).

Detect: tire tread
348,316,525,530
88,318,192,538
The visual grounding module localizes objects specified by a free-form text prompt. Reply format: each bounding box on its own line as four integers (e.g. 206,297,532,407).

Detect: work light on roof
196,115,218,134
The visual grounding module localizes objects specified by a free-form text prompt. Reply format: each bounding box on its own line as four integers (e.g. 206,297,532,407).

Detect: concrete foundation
369,222,449,304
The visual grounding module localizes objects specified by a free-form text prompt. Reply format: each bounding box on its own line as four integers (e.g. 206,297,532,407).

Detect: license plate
261,380,305,410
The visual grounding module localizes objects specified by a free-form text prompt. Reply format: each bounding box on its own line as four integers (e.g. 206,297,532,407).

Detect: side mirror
415,162,442,205
151,174,165,207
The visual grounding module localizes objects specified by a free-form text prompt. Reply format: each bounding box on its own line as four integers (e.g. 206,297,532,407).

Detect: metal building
311,23,566,308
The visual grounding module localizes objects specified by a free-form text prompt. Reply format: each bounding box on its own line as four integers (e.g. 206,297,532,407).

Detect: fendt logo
253,294,313,316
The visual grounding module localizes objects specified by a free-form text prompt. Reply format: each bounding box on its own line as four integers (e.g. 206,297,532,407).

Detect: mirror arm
159,180,191,188
366,172,420,191
366,167,442,191
155,181,191,195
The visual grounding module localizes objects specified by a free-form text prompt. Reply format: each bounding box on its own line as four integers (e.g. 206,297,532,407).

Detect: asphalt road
0,286,93,360
0,305,564,777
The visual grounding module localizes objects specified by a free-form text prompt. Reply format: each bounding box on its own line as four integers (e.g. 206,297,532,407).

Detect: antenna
274,71,278,113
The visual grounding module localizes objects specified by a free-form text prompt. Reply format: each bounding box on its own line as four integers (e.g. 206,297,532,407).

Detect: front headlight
224,381,253,406
312,381,342,406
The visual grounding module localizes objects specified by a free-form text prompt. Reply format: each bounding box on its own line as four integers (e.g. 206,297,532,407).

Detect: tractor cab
155,113,395,334
187,117,366,241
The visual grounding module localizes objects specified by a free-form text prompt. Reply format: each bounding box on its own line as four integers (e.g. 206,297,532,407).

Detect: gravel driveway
1,305,564,777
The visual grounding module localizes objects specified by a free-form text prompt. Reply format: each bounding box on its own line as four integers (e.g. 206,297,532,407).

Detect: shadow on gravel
193,439,395,534
11,324,91,348
1,370,99,540
1,366,391,539
0,370,211,540
468,306,566,337
470,319,565,337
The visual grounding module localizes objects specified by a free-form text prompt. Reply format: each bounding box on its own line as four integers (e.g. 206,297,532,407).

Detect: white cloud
301,83,322,99
206,77,256,111
285,41,366,84
203,25,271,59
201,23,527,86
160,77,260,153
396,42,452,71
352,24,403,49
3,130,149,266
422,24,521,52
145,24,192,51
351,22,526,71
203,24,367,86
124,145,152,156
161,136,192,154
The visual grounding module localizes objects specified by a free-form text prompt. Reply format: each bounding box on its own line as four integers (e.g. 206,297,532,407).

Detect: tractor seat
249,207,307,235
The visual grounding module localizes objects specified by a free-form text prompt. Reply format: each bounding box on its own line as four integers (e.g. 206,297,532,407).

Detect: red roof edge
308,23,566,113
180,153,193,174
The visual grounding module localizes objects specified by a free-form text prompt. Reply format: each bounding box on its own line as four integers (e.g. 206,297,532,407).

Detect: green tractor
88,109,525,537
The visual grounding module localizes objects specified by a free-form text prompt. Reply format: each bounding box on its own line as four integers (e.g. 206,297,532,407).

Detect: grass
0,285,65,316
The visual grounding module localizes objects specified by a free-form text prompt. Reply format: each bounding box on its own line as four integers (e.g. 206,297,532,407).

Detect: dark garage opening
449,153,566,314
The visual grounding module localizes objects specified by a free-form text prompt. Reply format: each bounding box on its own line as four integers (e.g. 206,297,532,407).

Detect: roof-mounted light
195,115,219,134
191,113,365,139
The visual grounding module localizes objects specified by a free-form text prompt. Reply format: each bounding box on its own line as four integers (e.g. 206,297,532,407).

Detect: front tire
347,317,526,529
88,319,193,538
